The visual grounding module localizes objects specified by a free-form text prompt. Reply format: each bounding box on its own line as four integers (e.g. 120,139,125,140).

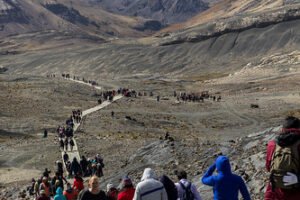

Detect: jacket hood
216,156,231,174
141,168,156,181
56,187,63,195
276,132,300,147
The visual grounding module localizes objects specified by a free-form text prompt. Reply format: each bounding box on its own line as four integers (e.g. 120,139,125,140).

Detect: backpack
270,140,300,189
179,182,194,200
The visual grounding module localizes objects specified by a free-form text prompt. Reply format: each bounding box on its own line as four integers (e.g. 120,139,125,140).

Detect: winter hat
121,176,133,188
106,183,115,192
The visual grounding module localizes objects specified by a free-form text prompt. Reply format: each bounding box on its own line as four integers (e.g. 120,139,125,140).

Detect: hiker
201,155,251,200
54,187,66,200
160,175,178,200
157,95,160,102
34,178,42,197
36,190,50,200
117,176,135,200
73,174,84,193
51,171,67,192
39,177,51,197
55,160,64,176
63,152,69,163
111,111,115,118
165,132,170,140
44,129,48,138
60,139,65,151
133,168,168,200
106,183,118,200
80,156,89,176
64,138,69,151
63,183,78,200
176,170,202,200
43,168,51,178
77,176,107,200
69,138,75,151
265,116,300,200
70,157,82,176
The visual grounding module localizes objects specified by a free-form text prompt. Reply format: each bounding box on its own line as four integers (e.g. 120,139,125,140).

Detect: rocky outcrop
158,5,300,46
87,0,209,24
0,0,29,24
43,3,90,26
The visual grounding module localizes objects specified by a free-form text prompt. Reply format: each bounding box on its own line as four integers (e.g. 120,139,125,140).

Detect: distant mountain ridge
0,0,162,39
84,0,210,24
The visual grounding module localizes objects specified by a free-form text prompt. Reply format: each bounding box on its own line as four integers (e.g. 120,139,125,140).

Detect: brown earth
1,55,300,199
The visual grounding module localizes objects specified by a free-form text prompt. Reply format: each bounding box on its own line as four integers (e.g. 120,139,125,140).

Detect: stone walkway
61,78,122,177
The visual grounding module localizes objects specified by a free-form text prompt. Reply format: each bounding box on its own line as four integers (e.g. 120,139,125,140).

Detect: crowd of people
42,74,300,200
175,91,221,103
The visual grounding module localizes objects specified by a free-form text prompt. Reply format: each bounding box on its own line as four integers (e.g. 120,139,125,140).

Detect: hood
56,187,63,195
277,131,300,147
216,156,232,174
141,168,156,181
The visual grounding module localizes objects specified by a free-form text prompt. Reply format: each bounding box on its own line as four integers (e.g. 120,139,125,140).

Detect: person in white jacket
133,168,168,200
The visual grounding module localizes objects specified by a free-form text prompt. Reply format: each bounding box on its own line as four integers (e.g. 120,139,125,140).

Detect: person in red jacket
73,174,84,193
117,176,135,200
265,116,300,200
63,183,78,200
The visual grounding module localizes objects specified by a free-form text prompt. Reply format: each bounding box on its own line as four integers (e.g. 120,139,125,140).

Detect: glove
283,172,298,186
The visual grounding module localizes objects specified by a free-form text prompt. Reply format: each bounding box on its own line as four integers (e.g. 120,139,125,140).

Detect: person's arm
201,163,216,186
191,184,202,200
133,186,140,200
239,178,251,200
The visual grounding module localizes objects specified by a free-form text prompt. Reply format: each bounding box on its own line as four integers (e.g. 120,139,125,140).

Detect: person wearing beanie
133,168,167,200
202,156,251,200
118,176,135,200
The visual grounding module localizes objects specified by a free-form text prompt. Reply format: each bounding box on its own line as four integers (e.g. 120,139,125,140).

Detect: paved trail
61,78,122,177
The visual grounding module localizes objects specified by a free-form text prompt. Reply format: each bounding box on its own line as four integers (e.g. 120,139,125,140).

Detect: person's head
89,176,100,193
283,116,300,129
120,176,133,189
215,156,231,174
56,187,63,195
106,183,115,192
42,176,48,183
176,170,187,180
141,168,156,181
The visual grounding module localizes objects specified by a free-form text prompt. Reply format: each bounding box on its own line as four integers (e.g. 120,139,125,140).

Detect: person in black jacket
160,175,178,200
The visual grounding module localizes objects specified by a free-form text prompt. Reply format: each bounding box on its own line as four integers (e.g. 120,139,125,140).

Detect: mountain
162,0,299,32
83,0,209,24
0,0,158,39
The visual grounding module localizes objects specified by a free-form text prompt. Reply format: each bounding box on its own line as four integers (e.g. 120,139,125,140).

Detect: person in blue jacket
201,155,251,200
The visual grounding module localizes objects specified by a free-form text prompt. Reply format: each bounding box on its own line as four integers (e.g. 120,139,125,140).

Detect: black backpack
179,182,194,200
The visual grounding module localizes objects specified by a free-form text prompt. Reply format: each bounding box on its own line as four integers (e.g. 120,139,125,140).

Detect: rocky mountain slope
83,0,209,25
0,0,155,39
163,0,300,32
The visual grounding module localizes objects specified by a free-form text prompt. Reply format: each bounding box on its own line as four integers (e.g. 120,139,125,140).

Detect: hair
283,116,300,129
89,176,99,188
176,170,187,180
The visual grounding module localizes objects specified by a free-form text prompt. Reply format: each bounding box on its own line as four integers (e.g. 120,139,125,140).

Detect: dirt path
60,78,123,178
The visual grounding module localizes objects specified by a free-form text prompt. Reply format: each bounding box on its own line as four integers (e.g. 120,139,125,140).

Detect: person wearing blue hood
54,187,67,200
201,156,251,200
